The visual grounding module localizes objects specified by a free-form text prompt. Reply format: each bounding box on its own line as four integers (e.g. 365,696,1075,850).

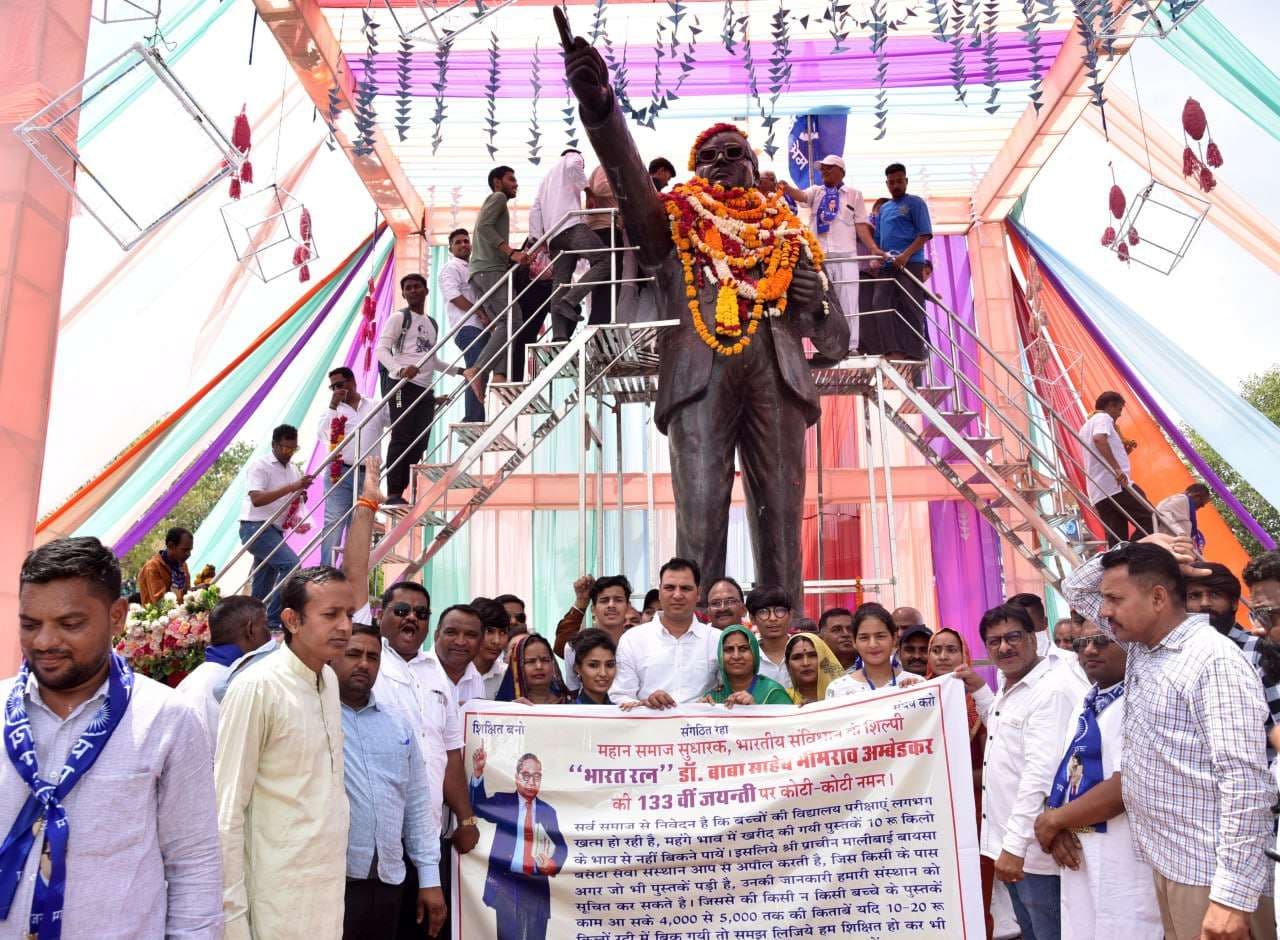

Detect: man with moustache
706,577,748,631
1032,621,1162,940
216,566,354,939
372,586,482,939
976,603,1086,940
818,607,858,670
1064,536,1275,940
892,607,931,676
0,538,221,938
334,624,445,940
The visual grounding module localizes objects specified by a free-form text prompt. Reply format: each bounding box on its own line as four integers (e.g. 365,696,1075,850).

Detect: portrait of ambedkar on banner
469,743,570,940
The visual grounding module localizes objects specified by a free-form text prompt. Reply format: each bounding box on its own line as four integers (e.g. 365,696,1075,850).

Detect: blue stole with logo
816,186,842,234
0,653,134,938
1046,681,1123,833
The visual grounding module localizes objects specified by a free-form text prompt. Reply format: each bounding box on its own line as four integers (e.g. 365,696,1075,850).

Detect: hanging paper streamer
822,0,852,53
737,11,765,125
1019,0,1046,111
591,0,607,43
1070,0,1106,113
484,30,500,159
948,3,970,102
981,0,1001,113
325,79,341,152
562,86,580,151
869,0,889,139
430,40,451,155
528,38,543,165
395,32,414,142
721,0,737,54
763,0,794,157
229,105,250,199
359,274,377,370
353,11,380,156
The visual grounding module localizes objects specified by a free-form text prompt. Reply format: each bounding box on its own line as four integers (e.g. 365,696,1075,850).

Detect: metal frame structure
14,42,241,251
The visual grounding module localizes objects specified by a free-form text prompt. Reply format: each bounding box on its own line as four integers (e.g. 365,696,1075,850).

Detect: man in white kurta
1032,624,1162,940
782,154,878,354
215,572,352,940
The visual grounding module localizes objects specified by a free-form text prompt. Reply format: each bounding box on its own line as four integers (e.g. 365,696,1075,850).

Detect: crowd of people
8,445,1280,940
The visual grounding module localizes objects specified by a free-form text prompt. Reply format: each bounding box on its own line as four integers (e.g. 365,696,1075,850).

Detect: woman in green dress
702,624,793,705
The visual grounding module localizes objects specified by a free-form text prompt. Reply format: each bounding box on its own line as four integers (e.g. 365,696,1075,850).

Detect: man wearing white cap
782,155,883,354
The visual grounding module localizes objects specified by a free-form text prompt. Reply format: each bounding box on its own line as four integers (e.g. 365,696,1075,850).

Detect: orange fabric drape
1008,228,1251,576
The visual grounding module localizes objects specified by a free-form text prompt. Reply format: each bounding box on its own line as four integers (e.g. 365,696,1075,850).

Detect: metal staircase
218,214,1137,605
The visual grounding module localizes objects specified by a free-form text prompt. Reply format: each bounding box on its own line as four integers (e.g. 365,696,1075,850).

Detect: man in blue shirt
864,162,933,363
334,623,446,939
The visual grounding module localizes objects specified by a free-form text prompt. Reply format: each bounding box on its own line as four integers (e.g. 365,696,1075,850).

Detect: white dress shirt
1057,683,1162,940
529,150,588,242
479,658,507,699
240,455,302,523
372,640,463,837
315,395,389,467
417,650,486,706
1039,630,1088,686
439,255,481,331
798,183,869,256
757,646,792,689
612,615,720,703
175,660,230,753
826,666,922,699
0,672,222,939
376,307,450,389
1080,411,1129,504
978,655,1087,873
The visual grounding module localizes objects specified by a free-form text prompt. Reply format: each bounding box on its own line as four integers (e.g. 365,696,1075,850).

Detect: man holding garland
556,9,848,606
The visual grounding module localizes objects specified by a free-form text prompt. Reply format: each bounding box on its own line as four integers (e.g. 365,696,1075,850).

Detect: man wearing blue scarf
0,537,221,939
137,526,194,605
1033,622,1162,939
175,595,272,750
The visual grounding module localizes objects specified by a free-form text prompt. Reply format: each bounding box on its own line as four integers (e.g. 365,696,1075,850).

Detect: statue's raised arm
555,7,672,268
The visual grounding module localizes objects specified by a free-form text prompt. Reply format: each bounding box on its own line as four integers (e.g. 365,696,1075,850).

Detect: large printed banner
456,677,982,939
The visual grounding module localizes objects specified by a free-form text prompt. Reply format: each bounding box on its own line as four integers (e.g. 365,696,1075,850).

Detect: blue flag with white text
787,111,850,189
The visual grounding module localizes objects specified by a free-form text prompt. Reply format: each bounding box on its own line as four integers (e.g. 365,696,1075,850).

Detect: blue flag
787,110,850,189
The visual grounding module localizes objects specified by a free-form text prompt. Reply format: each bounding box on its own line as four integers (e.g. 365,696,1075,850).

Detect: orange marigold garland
662,177,826,357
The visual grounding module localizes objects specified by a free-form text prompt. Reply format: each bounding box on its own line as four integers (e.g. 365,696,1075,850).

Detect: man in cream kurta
215,639,349,939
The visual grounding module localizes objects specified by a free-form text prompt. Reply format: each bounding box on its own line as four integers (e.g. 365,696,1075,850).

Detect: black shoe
808,354,843,369
384,496,409,507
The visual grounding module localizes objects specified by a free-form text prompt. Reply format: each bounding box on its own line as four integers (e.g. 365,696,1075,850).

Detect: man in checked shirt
1063,534,1276,940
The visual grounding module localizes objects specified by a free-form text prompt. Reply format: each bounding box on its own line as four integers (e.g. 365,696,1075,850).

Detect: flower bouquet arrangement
114,584,222,684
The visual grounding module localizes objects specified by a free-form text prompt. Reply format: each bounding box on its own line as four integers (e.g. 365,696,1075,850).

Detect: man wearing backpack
376,273,470,507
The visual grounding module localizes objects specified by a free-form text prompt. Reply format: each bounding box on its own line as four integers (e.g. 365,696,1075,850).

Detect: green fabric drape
1162,6,1280,145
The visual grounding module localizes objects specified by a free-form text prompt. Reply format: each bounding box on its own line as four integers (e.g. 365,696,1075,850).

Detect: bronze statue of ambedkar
556,9,849,605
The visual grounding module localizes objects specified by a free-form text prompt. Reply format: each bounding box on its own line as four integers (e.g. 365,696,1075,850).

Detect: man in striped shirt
1063,535,1275,940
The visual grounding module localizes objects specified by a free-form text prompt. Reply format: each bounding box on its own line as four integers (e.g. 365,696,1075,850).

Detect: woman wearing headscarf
702,625,792,705
825,603,922,698
927,627,994,940
784,633,845,704
495,634,570,705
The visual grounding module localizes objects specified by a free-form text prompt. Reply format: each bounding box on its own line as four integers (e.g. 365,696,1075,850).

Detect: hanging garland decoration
323,74,342,152
1019,0,1046,112
1181,97,1222,193
869,0,890,139
484,30,500,159
736,11,766,125
1099,177,1138,262
980,0,1001,114
948,1,971,103
294,207,313,282
528,39,543,165
721,0,738,54
762,0,794,158
359,271,377,368
395,32,413,142
1070,0,1106,114
228,106,251,199
925,0,952,44
662,172,826,357
822,0,852,53
593,1,698,131
562,87,581,151
352,10,379,157
430,40,451,155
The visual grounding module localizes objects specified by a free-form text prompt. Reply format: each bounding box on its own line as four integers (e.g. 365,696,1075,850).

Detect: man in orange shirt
138,527,194,604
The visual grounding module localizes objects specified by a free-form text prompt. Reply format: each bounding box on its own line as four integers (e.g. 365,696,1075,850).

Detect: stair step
966,462,1027,483
378,503,447,527
414,463,482,490
921,410,979,438
528,340,575,376
604,372,659,404
488,382,552,415
1012,512,1074,533
895,385,956,415
813,365,876,395
960,435,1002,458
589,322,665,376
987,487,1052,510
450,422,516,453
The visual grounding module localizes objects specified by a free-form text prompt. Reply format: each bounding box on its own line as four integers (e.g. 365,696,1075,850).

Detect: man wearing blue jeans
237,424,312,627
317,367,387,566
440,228,487,423
975,603,1088,940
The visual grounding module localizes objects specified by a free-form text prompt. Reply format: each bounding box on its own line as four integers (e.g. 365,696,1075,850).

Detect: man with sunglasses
372,585,483,939
557,9,847,611
976,602,1087,940
1243,552,1280,644
1031,623,1162,940
1063,535,1275,940
495,593,528,634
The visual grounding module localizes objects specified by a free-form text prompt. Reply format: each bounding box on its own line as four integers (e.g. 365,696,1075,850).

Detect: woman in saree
495,633,570,705
702,624,793,705
784,632,845,704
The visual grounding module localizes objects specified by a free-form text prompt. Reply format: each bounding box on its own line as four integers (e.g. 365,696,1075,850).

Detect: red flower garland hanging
1181,97,1224,193
329,416,348,483
229,106,252,200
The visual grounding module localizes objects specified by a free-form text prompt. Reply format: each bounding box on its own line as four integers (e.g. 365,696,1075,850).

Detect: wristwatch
459,817,479,829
